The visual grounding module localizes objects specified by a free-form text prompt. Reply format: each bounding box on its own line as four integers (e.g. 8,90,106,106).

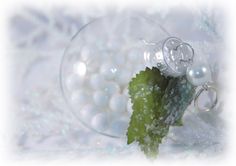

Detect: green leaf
173,119,183,126
127,67,195,158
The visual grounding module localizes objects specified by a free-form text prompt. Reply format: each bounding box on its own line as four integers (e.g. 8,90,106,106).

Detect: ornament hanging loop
194,83,218,112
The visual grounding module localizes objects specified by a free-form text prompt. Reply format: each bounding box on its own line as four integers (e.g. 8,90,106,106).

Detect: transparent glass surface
60,14,170,138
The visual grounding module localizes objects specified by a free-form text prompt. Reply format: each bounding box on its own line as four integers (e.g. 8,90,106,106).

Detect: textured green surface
127,67,195,158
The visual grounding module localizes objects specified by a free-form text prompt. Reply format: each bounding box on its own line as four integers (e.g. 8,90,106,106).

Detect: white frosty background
9,7,226,159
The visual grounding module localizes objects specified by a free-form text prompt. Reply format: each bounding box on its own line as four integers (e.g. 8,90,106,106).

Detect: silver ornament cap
162,37,194,77
143,37,194,77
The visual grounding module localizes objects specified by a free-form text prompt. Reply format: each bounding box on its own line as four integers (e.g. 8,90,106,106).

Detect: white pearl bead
93,90,109,107
186,63,211,86
122,87,129,96
104,81,120,96
65,74,84,91
100,62,118,80
115,70,131,86
110,119,129,136
80,47,90,61
80,104,97,121
89,74,106,90
73,61,87,76
91,113,109,132
114,53,126,66
70,90,88,106
109,94,127,112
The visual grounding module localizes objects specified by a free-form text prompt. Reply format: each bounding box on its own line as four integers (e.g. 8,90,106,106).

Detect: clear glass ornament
60,14,172,138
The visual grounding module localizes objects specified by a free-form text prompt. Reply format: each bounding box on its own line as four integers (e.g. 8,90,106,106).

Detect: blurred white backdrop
8,6,226,159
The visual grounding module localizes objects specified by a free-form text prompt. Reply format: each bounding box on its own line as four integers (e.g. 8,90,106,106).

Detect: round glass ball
60,14,170,138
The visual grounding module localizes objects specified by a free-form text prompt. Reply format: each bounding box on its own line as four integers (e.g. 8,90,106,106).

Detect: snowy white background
9,7,226,159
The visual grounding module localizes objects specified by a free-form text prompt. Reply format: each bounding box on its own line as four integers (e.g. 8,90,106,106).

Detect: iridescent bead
186,63,211,86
